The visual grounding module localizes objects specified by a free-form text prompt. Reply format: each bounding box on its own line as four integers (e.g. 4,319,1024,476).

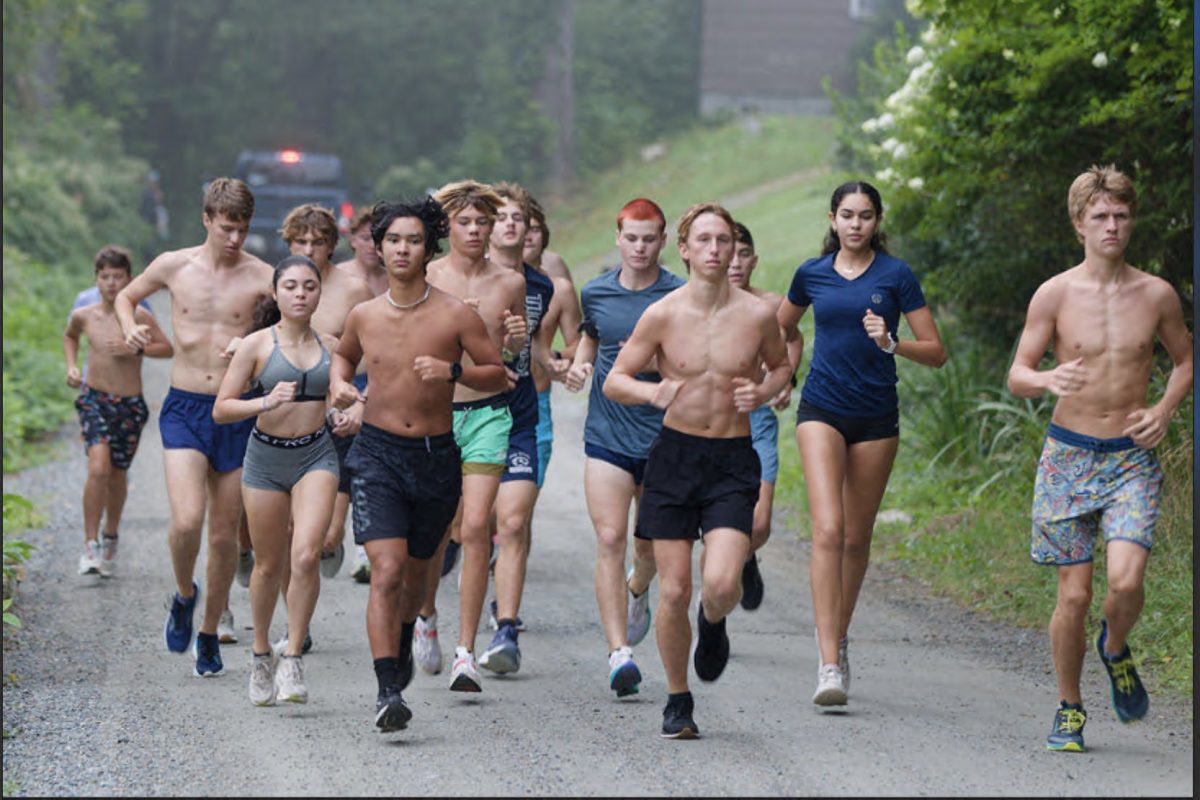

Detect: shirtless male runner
723,221,803,611
330,197,508,732
117,177,274,677
473,182,555,675
336,206,389,296
418,180,527,692
1007,165,1192,753
65,245,173,577
564,198,685,699
336,206,389,581
282,204,373,585
605,202,790,738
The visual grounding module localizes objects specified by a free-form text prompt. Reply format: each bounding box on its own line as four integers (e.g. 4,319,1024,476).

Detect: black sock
374,657,401,694
399,622,415,662
497,617,518,631
668,691,693,705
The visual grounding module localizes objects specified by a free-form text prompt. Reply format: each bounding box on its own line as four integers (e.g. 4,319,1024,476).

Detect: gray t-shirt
580,266,685,458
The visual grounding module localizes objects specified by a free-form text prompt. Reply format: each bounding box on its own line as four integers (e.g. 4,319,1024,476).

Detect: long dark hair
821,181,889,256
251,255,322,331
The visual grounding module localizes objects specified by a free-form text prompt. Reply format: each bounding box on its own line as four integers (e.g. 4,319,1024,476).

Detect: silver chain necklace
386,284,431,310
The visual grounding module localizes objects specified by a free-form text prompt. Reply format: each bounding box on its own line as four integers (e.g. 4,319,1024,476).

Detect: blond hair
1068,165,1137,241
493,181,533,221
432,179,503,220
676,202,736,246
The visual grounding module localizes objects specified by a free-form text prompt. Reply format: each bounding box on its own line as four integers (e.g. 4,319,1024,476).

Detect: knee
495,515,526,550
370,557,404,591
1055,583,1093,618
657,575,692,612
1106,571,1143,600
810,521,844,554
594,526,626,558
291,545,321,578
252,559,282,586
86,455,112,482
843,529,872,560
702,573,740,612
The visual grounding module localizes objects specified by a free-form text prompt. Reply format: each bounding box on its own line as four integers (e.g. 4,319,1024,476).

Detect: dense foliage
832,0,1193,340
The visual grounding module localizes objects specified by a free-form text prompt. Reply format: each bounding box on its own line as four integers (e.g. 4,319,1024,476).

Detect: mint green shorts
452,398,512,476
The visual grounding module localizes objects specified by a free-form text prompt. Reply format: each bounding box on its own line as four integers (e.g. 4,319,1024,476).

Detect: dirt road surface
2,291,1192,796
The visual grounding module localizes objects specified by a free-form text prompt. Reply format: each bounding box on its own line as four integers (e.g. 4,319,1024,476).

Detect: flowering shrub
833,0,1193,338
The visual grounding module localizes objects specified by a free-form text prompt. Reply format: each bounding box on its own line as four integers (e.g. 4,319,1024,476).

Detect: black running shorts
346,423,462,560
634,426,759,541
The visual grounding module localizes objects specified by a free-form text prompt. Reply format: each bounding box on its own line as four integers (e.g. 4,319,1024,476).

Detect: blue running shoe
479,623,521,674
608,646,642,698
1045,701,1087,752
1097,619,1149,722
192,631,224,677
164,582,200,653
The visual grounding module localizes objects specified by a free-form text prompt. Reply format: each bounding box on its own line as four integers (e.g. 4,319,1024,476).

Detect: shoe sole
1046,742,1085,752
376,701,412,732
193,666,225,678
251,697,276,707
277,692,308,704
812,687,848,706
450,674,482,692
610,664,642,697
479,648,520,675
218,632,238,644
661,726,699,739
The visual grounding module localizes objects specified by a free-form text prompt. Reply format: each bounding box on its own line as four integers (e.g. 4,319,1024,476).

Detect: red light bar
340,201,354,220
279,149,301,164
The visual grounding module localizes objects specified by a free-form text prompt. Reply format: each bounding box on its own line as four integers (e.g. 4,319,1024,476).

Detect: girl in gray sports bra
212,254,344,702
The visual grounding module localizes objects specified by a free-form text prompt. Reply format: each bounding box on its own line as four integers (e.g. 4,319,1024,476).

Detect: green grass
551,114,840,276
548,112,1192,701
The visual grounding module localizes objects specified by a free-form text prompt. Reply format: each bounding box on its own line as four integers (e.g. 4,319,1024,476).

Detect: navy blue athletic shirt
507,263,555,430
787,250,926,418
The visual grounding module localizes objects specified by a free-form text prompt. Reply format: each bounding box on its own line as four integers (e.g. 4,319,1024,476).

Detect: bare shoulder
426,256,450,277
1028,269,1072,308
1129,266,1182,304
147,245,203,279
750,287,784,309
542,250,573,283
551,274,574,297
430,286,468,315
317,330,341,352
735,287,776,323
239,252,274,280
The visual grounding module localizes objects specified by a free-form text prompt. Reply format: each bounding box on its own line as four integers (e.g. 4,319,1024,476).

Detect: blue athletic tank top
250,327,331,403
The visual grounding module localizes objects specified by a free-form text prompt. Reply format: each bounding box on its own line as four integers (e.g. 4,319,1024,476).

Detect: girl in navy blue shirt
776,181,947,708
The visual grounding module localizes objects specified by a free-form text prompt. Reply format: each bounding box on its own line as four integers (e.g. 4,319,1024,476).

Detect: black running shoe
375,688,412,733
441,539,461,578
693,603,730,682
302,631,313,655
740,555,764,611
661,693,700,739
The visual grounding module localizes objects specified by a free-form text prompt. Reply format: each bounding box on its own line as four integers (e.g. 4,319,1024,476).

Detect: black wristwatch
448,362,463,383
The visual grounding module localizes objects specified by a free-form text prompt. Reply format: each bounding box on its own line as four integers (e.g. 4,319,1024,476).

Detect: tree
834,0,1193,338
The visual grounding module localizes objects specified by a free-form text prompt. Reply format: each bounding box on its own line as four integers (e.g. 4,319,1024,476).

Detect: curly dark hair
369,196,450,264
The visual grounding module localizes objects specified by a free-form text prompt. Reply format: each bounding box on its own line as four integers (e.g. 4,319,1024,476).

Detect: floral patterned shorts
1030,423,1161,566
75,386,150,470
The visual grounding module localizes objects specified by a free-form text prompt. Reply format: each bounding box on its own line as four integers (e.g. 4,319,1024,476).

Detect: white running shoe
449,646,482,692
813,664,848,706
236,549,254,588
275,655,308,703
218,609,238,644
608,645,642,698
351,545,371,584
839,636,851,692
414,613,443,675
98,536,118,578
249,650,277,706
78,540,101,576
626,566,652,647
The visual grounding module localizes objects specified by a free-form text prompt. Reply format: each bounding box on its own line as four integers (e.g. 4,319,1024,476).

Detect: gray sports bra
251,327,331,402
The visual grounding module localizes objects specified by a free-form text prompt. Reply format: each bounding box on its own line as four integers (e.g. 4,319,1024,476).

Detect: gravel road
2,291,1192,796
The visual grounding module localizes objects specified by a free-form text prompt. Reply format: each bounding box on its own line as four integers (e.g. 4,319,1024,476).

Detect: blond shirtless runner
605,203,791,738
420,180,527,693
116,177,273,677
1007,165,1192,753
